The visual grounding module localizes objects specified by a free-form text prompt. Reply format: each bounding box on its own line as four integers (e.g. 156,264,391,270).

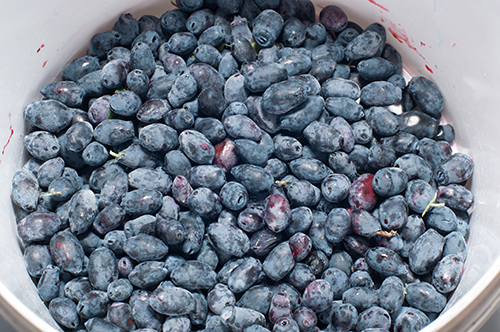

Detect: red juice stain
2,125,14,154
425,65,434,73
42,60,48,68
388,27,404,43
388,26,426,60
368,0,390,12
420,41,426,46
36,44,45,53
452,43,456,48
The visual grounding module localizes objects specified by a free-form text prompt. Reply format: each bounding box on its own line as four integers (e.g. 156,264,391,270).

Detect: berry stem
275,177,293,186
421,193,445,216
40,188,69,197
114,87,127,93
109,150,124,163
375,230,398,237
218,43,231,52
251,42,262,55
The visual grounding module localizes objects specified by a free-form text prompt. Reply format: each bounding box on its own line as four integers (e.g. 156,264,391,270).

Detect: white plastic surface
0,1,499,331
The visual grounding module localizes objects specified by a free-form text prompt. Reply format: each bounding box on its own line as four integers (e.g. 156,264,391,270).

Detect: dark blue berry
79,70,113,98
393,307,430,332
344,30,382,61
37,265,61,302
160,9,188,35
424,205,458,234
41,81,86,108
355,306,391,332
231,164,274,194
24,244,54,278
77,290,110,320
245,63,288,94
360,81,402,107
93,204,126,236
250,228,283,257
357,57,396,81
123,214,156,238
263,242,295,281
93,119,135,146
262,79,310,115
378,276,405,315
398,110,439,140
321,78,360,100
49,297,80,329
138,123,178,152
199,25,226,47
365,247,408,277
101,58,131,89
107,278,134,301
405,282,446,313
220,181,249,211
342,287,378,313
188,186,223,220
170,260,217,290
103,230,127,255
88,247,119,291
164,107,195,131
62,55,101,82
87,30,122,59
303,121,342,153
208,221,250,257
407,76,444,117
350,209,381,238
409,229,445,275
149,282,196,316
443,231,467,257
394,154,433,183
405,179,437,214
434,153,474,186
378,195,408,230
82,142,109,167
17,211,62,244
167,32,198,56
253,9,284,47
431,253,464,294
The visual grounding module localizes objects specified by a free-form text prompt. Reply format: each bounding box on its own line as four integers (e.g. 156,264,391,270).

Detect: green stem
421,193,445,216
275,176,293,186
40,188,69,197
114,87,127,93
109,150,124,163
107,109,116,119
218,43,231,52
251,42,262,55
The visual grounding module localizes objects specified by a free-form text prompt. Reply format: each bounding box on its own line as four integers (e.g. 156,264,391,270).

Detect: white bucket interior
0,1,499,331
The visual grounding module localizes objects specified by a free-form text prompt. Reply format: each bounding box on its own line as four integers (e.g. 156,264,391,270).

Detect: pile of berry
12,0,474,331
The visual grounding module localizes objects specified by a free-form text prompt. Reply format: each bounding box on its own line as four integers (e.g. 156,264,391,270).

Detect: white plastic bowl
0,0,499,331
